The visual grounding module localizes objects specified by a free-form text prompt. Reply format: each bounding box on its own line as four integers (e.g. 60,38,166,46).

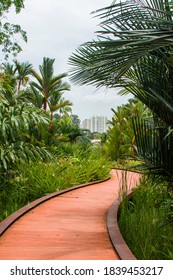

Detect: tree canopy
0,0,27,59
69,0,173,178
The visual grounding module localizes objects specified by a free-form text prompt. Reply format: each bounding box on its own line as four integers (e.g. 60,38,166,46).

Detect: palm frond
133,116,173,178
69,0,173,88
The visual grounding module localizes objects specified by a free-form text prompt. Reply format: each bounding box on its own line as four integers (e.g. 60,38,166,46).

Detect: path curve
0,169,141,260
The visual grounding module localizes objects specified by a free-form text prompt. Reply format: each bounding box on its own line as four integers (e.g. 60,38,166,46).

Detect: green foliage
0,144,111,221
106,99,151,160
0,0,24,13
30,57,72,132
133,117,173,178
0,69,52,172
2,59,70,129
30,57,71,113
69,0,173,179
106,122,122,160
0,101,51,171
2,60,33,91
14,60,33,91
69,0,173,89
0,58,83,169
57,115,83,143
118,175,173,259
0,0,27,59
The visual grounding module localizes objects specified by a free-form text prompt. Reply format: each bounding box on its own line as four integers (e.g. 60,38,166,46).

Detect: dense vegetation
69,0,173,259
1,0,173,260
69,0,173,179
118,174,173,259
106,99,151,161
0,52,113,222
0,143,111,222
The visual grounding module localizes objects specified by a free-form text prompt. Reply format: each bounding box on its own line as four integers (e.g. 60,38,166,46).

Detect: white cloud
5,0,132,121
83,91,121,102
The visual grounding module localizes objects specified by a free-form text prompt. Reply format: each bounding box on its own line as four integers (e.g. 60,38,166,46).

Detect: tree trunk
43,100,47,111
49,111,53,129
18,79,21,91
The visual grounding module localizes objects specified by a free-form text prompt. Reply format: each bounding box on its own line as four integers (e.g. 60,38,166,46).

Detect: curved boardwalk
0,169,141,260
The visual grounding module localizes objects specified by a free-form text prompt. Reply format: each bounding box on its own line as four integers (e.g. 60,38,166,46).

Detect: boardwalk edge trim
0,177,110,236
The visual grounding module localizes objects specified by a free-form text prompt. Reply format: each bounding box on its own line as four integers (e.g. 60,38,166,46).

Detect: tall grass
118,175,173,259
0,144,111,222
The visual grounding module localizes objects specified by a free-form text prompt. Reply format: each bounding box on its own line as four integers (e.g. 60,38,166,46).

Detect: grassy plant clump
0,144,111,222
118,175,173,259
112,158,146,171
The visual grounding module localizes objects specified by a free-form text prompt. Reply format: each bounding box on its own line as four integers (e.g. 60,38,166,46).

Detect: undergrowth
0,144,111,222
118,175,173,259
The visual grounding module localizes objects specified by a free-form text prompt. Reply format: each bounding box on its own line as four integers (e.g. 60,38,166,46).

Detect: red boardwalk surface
0,170,141,260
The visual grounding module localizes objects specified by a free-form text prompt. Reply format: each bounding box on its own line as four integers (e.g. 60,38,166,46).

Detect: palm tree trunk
43,90,48,112
50,112,53,129
18,79,21,91
43,100,47,111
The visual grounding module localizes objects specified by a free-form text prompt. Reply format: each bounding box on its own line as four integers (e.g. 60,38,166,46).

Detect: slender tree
14,60,33,91
2,62,17,90
106,99,151,159
48,92,72,128
31,57,70,112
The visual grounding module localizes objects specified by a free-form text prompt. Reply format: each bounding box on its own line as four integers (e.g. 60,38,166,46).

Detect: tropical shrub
118,175,173,259
0,92,51,172
106,99,151,160
0,144,111,221
133,117,173,179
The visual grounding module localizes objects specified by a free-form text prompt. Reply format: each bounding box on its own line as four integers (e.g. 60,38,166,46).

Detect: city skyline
80,115,109,133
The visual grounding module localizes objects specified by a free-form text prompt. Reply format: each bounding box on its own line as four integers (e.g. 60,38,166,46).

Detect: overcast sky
8,0,131,121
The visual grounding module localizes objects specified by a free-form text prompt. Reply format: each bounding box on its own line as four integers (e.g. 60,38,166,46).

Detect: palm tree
2,62,16,76
69,0,173,125
106,99,150,159
48,92,72,128
0,72,13,96
31,57,70,112
69,0,173,177
2,62,17,90
14,60,33,91
27,85,44,109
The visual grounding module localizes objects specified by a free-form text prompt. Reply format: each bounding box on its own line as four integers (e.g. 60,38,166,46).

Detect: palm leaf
69,0,173,88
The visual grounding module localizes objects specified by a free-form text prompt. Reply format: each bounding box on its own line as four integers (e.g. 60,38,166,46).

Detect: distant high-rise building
82,118,91,131
80,115,109,133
